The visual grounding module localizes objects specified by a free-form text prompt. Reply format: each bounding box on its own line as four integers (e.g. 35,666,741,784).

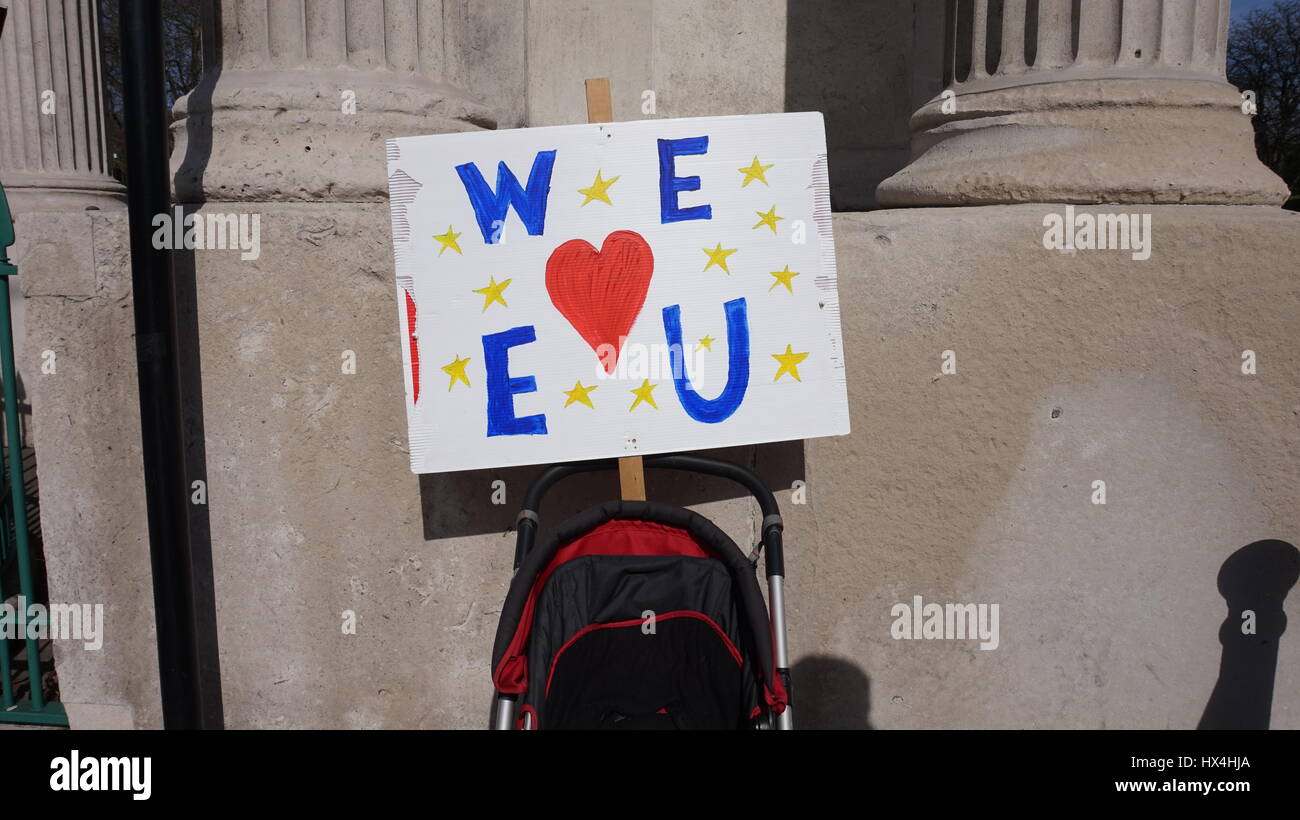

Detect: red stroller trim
494,518,716,693
545,609,745,697
491,493,790,728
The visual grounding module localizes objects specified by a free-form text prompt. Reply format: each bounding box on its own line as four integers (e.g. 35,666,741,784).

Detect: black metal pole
120,0,203,729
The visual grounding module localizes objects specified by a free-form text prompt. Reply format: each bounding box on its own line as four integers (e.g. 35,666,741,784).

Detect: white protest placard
386,112,849,473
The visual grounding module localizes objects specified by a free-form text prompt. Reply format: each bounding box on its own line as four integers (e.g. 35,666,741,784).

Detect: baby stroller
489,453,792,730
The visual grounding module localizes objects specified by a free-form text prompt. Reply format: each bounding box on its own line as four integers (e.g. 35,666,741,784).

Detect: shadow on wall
418,441,805,540
1198,539,1300,730
171,0,221,202
791,655,872,729
785,0,946,211
169,4,225,727
170,218,224,728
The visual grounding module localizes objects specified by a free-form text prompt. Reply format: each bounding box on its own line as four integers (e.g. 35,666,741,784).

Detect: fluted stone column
0,0,124,211
877,0,1290,206
172,0,518,203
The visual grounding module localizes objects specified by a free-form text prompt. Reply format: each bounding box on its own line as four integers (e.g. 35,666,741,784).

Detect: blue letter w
456,150,557,244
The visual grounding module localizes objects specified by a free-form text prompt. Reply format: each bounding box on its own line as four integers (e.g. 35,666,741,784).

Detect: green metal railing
0,180,67,726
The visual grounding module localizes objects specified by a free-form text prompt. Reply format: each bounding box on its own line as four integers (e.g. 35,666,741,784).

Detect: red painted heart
545,230,654,374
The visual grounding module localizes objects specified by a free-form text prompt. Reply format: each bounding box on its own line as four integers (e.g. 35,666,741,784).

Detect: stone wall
525,0,945,209
178,198,1300,730
797,204,1299,728
12,210,155,730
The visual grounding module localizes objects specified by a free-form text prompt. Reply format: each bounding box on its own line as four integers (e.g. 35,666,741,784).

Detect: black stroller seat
490,455,793,730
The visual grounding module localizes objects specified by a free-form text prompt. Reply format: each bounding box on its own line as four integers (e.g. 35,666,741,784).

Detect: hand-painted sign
386,112,849,473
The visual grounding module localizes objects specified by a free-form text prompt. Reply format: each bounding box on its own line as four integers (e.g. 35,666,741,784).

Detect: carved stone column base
1,170,125,212
171,69,496,204
877,79,1289,207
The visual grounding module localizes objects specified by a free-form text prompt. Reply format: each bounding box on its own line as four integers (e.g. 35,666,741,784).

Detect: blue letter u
662,298,749,423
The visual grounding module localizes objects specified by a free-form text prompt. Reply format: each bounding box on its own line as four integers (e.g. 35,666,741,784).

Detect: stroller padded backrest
491,500,786,729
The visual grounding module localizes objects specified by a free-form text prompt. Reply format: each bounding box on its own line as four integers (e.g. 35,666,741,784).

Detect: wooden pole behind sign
618,456,646,501
584,78,613,124
584,77,646,502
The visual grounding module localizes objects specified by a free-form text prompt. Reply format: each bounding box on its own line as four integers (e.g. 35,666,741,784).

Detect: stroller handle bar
512,453,786,578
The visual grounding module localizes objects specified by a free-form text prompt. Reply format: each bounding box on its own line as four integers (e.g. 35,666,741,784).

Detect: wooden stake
584,78,613,123
618,455,646,501
584,77,645,502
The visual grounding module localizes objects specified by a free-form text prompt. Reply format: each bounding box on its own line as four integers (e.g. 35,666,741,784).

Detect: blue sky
1231,0,1280,22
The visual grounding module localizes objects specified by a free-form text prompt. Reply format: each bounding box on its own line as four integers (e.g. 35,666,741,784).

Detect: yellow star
472,276,511,311
753,206,783,234
433,225,463,256
702,243,738,274
563,381,597,408
442,354,471,391
769,265,800,292
772,345,809,382
698,335,715,352
739,156,773,187
629,379,659,411
577,170,619,206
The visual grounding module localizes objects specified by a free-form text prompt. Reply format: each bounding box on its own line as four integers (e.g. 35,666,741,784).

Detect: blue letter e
483,326,547,437
658,137,712,224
